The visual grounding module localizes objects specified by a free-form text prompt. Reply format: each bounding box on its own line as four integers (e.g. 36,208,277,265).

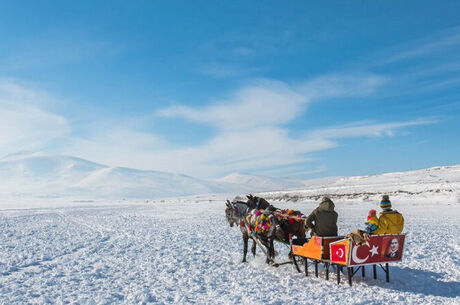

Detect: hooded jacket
374,210,404,234
306,198,338,237
364,216,379,234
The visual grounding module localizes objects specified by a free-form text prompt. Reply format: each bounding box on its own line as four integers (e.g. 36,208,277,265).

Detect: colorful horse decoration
225,195,306,265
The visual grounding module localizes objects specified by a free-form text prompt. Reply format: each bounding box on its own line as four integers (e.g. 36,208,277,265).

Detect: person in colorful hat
364,209,379,234
374,195,405,234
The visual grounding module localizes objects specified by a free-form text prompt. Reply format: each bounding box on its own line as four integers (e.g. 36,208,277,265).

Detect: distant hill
1,152,458,203
260,165,460,204
0,152,227,199
216,172,307,192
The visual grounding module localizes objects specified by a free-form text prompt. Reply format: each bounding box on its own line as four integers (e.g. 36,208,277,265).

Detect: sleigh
291,234,406,285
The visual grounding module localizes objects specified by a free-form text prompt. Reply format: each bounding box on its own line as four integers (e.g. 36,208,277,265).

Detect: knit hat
368,209,376,217
380,195,392,209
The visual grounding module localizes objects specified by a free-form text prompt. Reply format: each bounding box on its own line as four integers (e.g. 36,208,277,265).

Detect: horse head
226,200,250,228
225,200,236,227
246,194,259,209
246,194,276,211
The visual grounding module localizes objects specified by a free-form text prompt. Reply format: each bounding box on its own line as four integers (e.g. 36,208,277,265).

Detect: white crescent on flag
337,247,344,258
352,245,369,264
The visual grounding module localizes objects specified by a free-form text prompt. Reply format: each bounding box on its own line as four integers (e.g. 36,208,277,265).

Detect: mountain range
0,152,305,199
0,151,458,202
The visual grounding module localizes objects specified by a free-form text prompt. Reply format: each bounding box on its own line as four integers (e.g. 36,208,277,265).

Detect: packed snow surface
0,196,459,304
1,154,459,303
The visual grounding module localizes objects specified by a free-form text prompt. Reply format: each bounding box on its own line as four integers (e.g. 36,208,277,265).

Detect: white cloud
307,120,436,140
157,79,306,130
385,27,460,63
1,34,122,72
150,74,436,177
200,62,260,78
0,75,435,179
64,118,434,178
0,79,69,155
157,74,385,131
58,122,168,169
298,74,386,100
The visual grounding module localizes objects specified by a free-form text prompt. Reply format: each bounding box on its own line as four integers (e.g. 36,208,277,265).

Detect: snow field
0,199,459,304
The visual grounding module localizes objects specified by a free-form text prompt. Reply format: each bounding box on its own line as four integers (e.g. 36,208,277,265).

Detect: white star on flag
369,245,379,257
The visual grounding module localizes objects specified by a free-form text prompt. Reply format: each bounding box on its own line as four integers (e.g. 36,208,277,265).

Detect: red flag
331,244,347,263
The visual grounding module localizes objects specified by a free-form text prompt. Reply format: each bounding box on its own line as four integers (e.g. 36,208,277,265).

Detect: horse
246,195,307,258
246,195,306,242
226,197,308,264
273,209,307,258
225,200,258,262
225,200,280,263
246,194,277,211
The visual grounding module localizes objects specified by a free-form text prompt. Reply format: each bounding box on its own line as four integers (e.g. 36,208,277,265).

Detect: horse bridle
226,202,247,227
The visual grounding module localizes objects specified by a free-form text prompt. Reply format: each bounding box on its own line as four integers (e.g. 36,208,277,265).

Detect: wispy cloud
298,74,386,100
157,79,306,130
384,27,460,64
1,32,122,71
0,74,436,178
59,125,168,168
0,79,70,154
200,61,260,78
307,119,436,139
148,74,433,177
157,74,385,131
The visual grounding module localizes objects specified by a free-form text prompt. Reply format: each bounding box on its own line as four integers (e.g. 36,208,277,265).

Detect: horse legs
242,234,248,263
258,238,272,264
251,239,256,257
269,239,276,262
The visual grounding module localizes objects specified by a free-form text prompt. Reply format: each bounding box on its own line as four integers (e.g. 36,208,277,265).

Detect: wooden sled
292,234,406,286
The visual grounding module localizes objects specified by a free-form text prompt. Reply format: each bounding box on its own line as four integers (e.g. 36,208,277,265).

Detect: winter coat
374,210,404,234
364,216,379,234
306,198,338,237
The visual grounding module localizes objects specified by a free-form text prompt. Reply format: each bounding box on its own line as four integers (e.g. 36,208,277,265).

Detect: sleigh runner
291,234,406,285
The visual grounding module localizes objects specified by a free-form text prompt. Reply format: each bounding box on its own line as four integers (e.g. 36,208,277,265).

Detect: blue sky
0,1,459,178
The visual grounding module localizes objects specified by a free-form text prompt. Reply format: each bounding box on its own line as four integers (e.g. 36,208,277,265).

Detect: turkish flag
331,244,347,263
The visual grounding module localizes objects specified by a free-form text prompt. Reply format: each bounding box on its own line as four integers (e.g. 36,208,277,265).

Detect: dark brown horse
246,194,277,211
246,195,306,241
274,210,307,255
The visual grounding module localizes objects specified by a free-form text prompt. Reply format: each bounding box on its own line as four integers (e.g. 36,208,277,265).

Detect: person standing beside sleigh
374,195,404,235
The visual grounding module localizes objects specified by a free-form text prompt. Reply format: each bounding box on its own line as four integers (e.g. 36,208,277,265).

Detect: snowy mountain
1,151,459,203
0,152,228,199
216,172,306,191
261,165,460,205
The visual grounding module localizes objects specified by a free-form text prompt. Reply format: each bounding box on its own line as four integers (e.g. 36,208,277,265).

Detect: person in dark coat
306,196,338,236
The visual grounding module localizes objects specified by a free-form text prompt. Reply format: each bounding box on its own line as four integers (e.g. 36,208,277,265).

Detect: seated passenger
306,196,338,237
374,195,404,235
364,209,379,235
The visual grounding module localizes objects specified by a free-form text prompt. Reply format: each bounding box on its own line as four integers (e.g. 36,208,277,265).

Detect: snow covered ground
0,195,459,304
